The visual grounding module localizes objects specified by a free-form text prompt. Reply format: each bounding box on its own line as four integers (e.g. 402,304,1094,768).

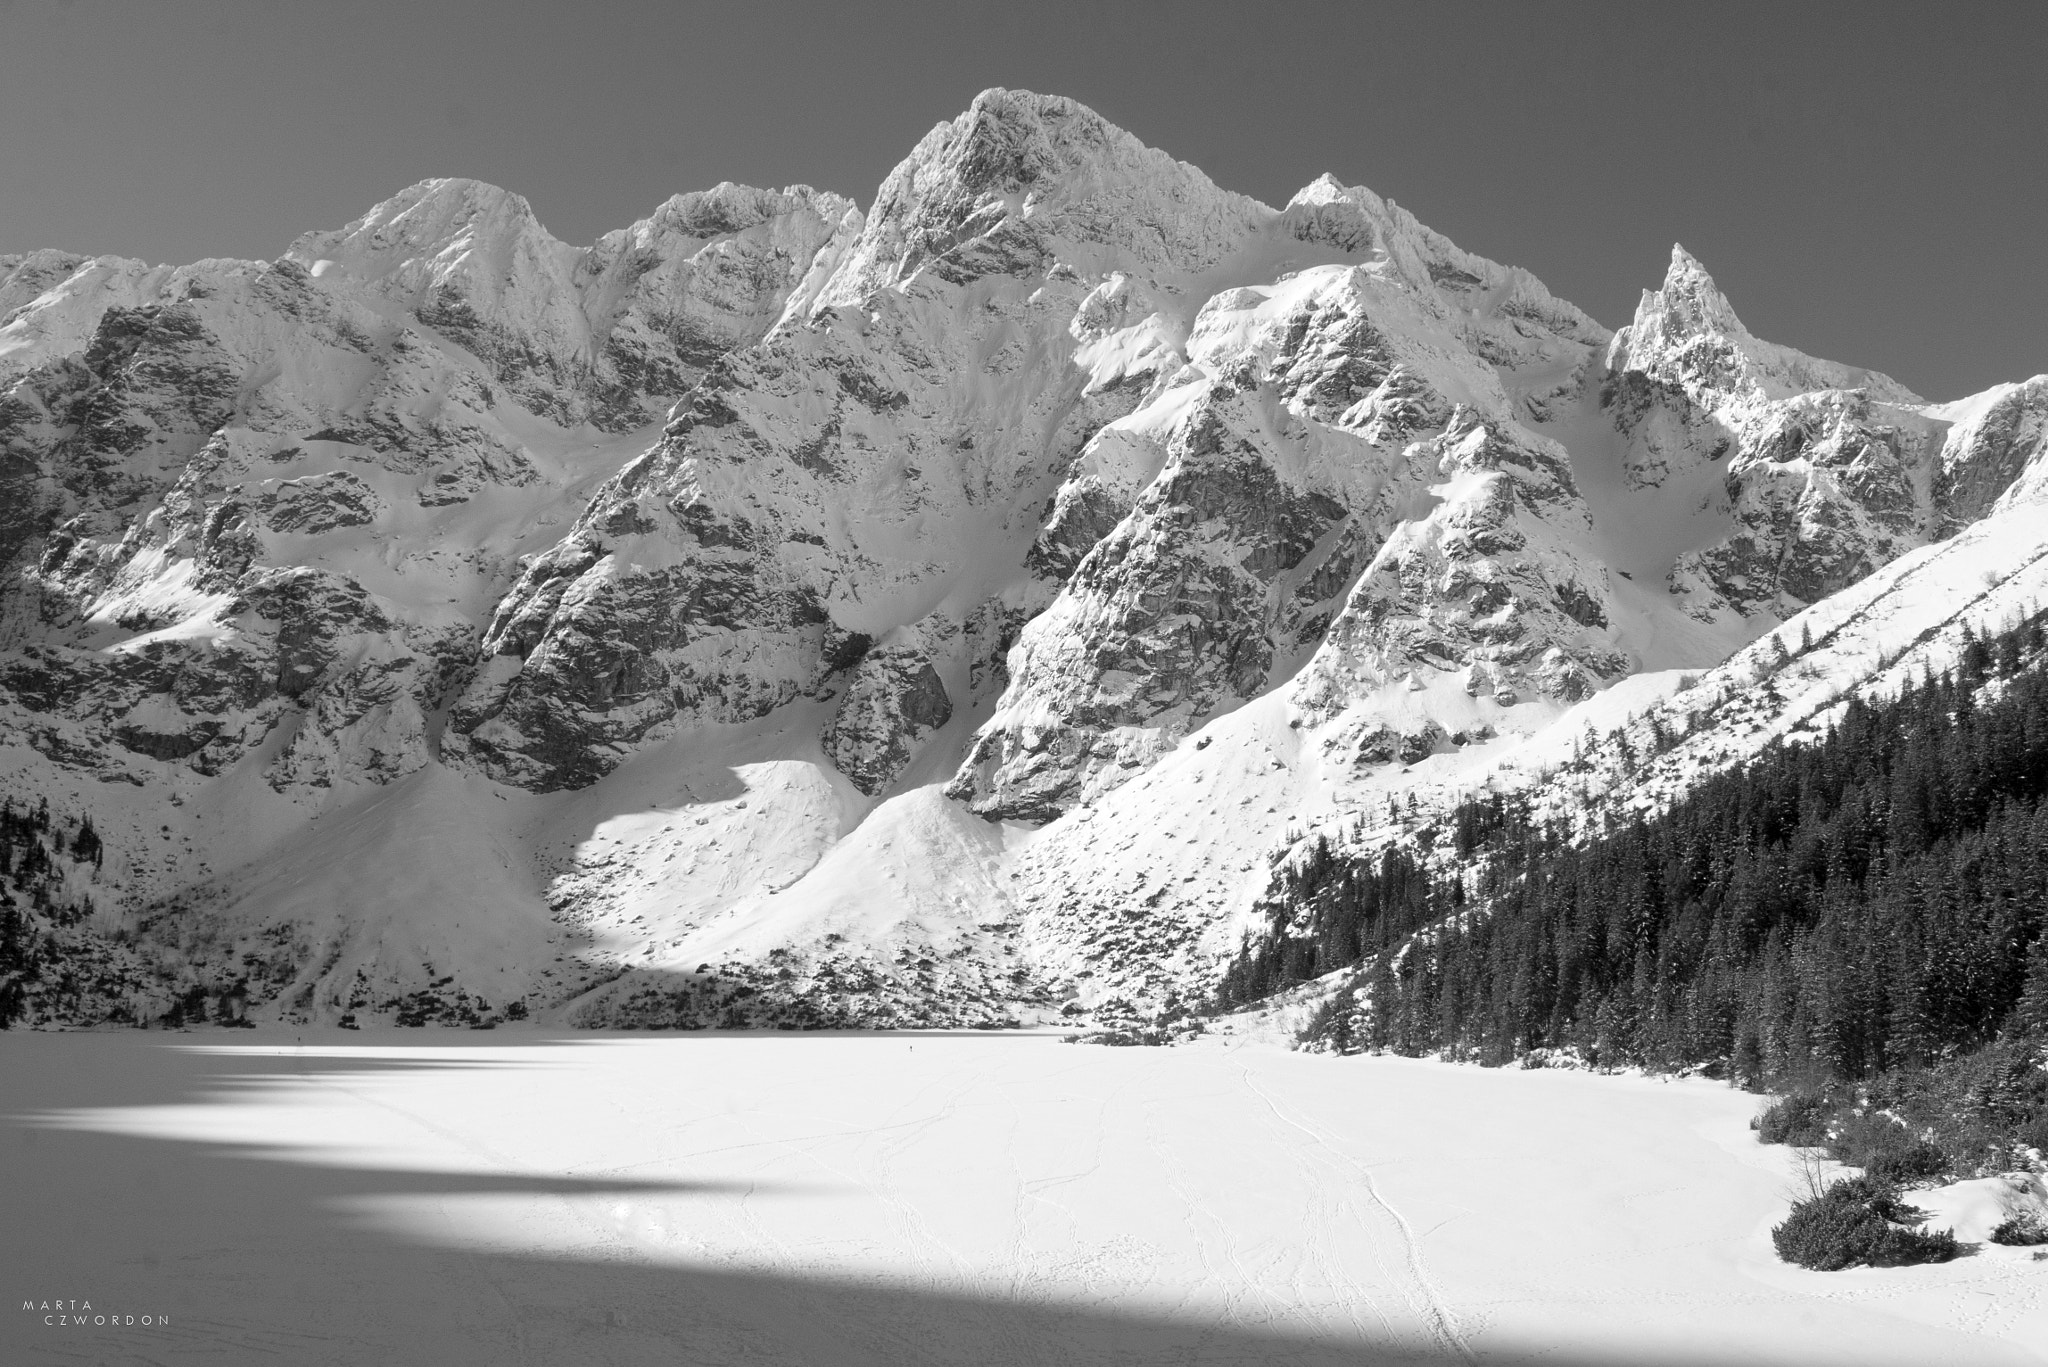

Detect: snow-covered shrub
1758,1040,2048,1182
1754,1093,1830,1146
1772,1176,1959,1270
1864,1039,2048,1176
1827,1111,1946,1182
1865,1139,1949,1184
1989,1211,2048,1246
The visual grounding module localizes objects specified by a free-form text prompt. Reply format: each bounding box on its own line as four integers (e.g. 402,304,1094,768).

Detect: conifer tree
2018,938,2048,1037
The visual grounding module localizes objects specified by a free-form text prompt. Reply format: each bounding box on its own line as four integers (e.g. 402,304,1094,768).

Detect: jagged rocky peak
286,176,853,428
816,87,1272,309
1614,245,1746,363
1585,244,1964,622
1608,243,1919,408
447,89,1300,795
1281,174,1401,255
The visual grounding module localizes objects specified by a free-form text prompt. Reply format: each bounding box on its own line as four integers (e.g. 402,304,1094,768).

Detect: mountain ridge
2,87,2044,1031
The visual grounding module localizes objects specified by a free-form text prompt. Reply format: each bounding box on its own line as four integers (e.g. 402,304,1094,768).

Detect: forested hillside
0,797,158,1027
1223,612,2048,1091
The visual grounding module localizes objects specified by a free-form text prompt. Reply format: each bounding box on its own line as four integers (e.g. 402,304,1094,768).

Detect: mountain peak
1282,174,1388,235
1608,243,1919,406
284,176,561,288
343,177,543,244
1667,241,1709,275
1641,243,1753,347
813,88,1269,308
1663,243,1721,300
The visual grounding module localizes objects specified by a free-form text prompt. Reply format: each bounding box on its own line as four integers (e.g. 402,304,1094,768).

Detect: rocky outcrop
1933,377,2048,527
1290,411,1627,726
949,382,1361,820
259,470,383,534
821,636,953,795
1676,387,1935,614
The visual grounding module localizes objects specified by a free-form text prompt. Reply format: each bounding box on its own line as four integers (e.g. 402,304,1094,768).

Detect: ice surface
4,1030,2043,1366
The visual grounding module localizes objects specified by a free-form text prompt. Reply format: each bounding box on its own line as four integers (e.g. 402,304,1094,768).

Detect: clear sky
2,0,2041,400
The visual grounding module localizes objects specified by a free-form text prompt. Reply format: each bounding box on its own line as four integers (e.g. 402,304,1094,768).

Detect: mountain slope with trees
1229,611,2048,1081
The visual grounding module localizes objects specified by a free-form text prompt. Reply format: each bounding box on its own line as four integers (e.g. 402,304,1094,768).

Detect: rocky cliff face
1934,377,2048,526
442,90,1272,793
821,635,954,796
1590,246,1950,624
0,177,849,795
945,183,1617,820
4,89,2047,1030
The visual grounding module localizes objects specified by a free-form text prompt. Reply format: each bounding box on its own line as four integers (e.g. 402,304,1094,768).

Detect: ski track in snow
1234,1054,1473,1362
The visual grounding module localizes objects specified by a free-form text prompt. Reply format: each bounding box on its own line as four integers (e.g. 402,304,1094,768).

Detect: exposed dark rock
822,640,954,795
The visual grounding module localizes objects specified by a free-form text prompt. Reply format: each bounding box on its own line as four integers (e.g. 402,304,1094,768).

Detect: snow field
4,1030,2043,1365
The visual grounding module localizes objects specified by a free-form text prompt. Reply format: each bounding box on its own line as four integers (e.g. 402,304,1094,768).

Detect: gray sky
2,0,2041,399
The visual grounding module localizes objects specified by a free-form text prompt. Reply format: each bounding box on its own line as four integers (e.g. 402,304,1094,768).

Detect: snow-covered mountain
3,88,2044,1029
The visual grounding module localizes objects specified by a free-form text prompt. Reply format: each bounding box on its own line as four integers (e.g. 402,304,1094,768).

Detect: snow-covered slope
1487,451,2048,836
0,172,856,1019
3,88,2045,1027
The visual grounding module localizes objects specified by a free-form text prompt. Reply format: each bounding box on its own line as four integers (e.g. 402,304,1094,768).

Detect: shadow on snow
0,1030,1823,1367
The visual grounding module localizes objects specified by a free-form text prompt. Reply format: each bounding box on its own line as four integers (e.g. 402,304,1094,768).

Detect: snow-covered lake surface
3,1031,2043,1365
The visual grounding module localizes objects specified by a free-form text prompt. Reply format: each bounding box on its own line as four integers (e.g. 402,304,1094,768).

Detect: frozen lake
2,1030,2042,1365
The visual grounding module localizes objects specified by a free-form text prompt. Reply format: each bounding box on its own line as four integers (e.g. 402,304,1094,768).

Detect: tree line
1220,612,2048,1090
